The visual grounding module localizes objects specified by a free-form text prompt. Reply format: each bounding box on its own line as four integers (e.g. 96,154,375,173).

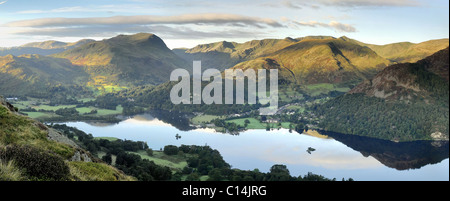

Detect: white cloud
282,0,303,9
0,1,7,5
294,20,357,32
321,0,420,7
5,13,284,28
17,6,85,14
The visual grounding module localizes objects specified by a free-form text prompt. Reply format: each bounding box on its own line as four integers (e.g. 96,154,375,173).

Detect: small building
266,119,279,123
6,97,18,101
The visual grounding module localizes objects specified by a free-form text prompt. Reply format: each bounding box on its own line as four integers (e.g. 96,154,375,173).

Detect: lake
63,113,449,181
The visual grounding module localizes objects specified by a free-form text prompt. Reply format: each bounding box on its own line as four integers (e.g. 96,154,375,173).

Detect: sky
0,0,448,49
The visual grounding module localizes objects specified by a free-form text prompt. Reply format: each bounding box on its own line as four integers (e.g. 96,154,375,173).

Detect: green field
286,105,305,113
76,105,123,115
14,98,124,120
180,175,210,181
305,83,350,96
78,98,96,103
226,117,292,129
36,104,78,111
94,137,120,141
129,150,188,171
191,114,224,124
279,87,304,102
22,111,57,119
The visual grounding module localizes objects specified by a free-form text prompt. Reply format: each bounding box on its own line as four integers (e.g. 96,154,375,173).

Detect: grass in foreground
68,161,135,181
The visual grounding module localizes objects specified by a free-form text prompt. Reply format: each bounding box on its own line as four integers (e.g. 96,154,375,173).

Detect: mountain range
175,36,393,85
0,33,448,98
341,37,449,63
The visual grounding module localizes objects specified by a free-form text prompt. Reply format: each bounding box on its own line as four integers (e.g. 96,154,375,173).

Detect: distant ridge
340,36,449,63
0,39,95,56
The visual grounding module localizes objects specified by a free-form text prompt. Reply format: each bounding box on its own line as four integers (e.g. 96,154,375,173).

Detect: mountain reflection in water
63,111,449,180
318,130,449,170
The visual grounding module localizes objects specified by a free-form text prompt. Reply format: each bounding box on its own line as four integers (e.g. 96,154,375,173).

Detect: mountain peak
338,36,351,41
52,33,188,86
106,33,167,49
284,37,298,42
110,33,158,42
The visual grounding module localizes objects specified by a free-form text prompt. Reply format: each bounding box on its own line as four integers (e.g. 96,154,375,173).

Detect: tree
186,173,200,181
267,164,292,181
163,145,179,155
261,116,267,122
102,153,112,165
146,148,153,156
207,168,223,181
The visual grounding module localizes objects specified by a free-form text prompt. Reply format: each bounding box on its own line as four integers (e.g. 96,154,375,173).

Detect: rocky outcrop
0,96,17,113
70,151,93,162
349,47,449,102
47,128,79,148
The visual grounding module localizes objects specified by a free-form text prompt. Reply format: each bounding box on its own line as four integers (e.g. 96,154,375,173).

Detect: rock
70,151,93,162
81,153,92,162
71,151,82,161
47,128,79,148
0,96,17,113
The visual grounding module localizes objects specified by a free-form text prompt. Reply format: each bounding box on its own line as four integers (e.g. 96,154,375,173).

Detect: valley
1,33,448,141
1,32,449,182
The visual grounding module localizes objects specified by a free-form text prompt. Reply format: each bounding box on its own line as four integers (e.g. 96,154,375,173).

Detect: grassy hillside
0,54,91,97
174,37,317,71
0,97,134,181
53,33,189,87
344,37,449,63
229,37,392,86
176,36,394,89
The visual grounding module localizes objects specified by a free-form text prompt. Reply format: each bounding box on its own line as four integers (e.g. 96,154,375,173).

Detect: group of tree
211,119,244,133
312,94,449,141
55,107,79,116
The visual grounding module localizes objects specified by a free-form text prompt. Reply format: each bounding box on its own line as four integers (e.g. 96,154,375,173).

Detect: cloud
297,0,420,8
15,4,165,15
7,24,267,40
2,13,281,44
261,0,319,9
5,13,284,28
17,6,85,14
0,1,7,5
293,20,357,32
282,0,303,9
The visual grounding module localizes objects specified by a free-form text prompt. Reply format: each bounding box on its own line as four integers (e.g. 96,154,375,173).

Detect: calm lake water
64,113,449,181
